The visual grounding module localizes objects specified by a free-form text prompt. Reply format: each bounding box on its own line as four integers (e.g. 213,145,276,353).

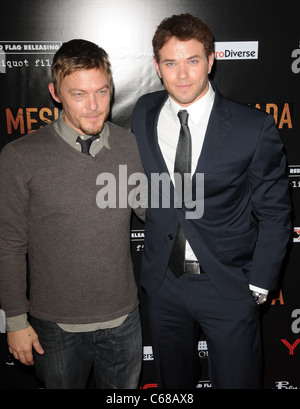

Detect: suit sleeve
0,144,30,317
247,114,291,290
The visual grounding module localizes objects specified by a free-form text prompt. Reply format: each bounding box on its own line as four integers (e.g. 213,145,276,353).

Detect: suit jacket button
168,234,173,240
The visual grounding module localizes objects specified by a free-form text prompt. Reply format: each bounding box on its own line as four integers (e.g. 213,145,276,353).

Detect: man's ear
153,57,162,79
207,52,214,74
48,83,61,103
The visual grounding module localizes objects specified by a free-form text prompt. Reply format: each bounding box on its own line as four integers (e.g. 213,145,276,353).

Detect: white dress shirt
157,82,215,261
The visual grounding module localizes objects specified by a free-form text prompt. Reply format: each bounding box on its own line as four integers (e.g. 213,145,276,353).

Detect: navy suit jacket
132,83,291,299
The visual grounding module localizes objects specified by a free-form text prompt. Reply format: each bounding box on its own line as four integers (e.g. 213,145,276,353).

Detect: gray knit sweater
0,120,145,324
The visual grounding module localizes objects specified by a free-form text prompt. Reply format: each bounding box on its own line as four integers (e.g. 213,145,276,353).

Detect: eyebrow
188,54,202,59
161,54,202,63
161,58,175,63
69,84,109,92
69,88,85,92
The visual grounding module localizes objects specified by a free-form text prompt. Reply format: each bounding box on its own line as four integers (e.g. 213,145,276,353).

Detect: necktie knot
177,109,189,126
76,134,99,155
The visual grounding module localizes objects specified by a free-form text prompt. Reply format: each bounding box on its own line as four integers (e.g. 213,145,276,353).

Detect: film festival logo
95,165,204,219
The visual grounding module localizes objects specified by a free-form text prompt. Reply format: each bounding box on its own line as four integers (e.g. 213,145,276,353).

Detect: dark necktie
168,110,192,278
76,134,99,155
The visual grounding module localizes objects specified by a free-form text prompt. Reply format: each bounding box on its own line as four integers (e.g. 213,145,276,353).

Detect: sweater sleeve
0,143,30,317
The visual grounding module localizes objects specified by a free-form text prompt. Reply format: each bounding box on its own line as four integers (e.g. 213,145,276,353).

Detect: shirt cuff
249,284,269,295
6,314,30,332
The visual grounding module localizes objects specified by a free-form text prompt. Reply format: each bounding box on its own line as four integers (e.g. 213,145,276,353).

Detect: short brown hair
51,39,113,96
152,13,214,62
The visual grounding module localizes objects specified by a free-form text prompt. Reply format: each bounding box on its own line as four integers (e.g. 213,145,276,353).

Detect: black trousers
146,269,262,389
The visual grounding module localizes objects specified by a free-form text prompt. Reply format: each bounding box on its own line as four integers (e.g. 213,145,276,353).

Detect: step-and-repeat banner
0,0,299,389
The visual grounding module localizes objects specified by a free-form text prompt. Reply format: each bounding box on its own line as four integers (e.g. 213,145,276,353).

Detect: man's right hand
7,325,44,366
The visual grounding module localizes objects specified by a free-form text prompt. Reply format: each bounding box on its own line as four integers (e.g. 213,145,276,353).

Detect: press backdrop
0,0,299,390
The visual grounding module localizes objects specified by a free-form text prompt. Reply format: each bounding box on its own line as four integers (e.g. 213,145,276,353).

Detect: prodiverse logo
214,41,259,60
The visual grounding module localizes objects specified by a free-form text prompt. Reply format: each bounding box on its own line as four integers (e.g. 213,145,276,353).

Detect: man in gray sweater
0,40,146,388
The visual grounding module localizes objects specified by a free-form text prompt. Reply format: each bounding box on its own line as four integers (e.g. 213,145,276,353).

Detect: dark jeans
30,307,142,389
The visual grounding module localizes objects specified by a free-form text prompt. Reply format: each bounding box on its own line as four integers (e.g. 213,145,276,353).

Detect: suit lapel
194,86,232,178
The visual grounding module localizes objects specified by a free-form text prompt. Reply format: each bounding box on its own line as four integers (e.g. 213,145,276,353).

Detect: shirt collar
55,110,110,151
167,81,215,125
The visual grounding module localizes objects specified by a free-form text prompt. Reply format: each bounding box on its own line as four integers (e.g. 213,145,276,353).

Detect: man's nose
87,94,98,110
177,63,188,79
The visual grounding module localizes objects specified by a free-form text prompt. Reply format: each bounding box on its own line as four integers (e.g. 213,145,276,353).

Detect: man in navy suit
131,14,291,388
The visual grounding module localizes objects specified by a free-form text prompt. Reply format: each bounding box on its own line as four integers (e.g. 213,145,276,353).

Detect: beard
79,123,103,136
64,110,109,136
